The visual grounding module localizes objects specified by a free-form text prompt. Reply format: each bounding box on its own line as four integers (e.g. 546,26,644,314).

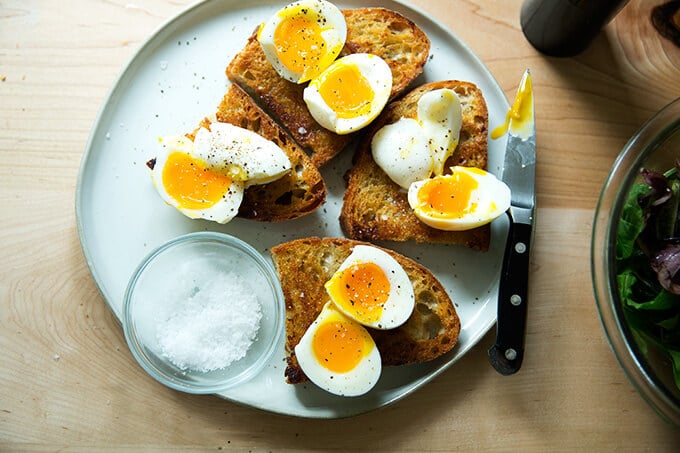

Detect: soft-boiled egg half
149,135,244,224
371,118,432,190
303,53,393,135
295,301,381,397
258,0,347,84
372,88,462,189
149,125,291,224
192,123,292,187
407,166,511,231
325,245,414,330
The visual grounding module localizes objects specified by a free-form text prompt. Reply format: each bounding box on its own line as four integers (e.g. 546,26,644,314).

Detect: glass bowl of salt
122,231,285,394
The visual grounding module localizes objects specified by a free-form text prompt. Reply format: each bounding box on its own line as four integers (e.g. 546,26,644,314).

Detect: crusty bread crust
270,237,460,384
340,8,430,97
340,80,491,250
197,84,326,222
226,7,431,167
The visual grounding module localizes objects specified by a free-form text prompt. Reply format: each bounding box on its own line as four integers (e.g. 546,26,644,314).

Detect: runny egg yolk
311,318,373,373
162,152,232,210
325,262,389,324
318,63,374,119
273,12,326,78
416,169,482,218
491,70,533,139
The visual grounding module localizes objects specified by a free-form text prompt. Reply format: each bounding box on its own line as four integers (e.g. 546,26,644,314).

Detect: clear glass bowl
592,97,680,426
123,231,284,394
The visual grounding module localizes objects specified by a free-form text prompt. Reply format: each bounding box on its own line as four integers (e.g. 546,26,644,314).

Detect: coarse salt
156,270,262,372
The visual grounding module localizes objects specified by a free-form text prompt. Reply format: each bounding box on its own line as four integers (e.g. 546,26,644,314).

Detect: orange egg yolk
312,317,372,373
326,262,389,324
416,170,480,218
318,63,373,119
274,13,326,78
162,152,232,210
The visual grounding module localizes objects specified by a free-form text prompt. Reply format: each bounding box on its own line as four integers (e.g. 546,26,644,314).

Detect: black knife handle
488,215,532,375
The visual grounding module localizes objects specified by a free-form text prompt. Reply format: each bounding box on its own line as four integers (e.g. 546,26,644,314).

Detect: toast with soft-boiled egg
149,83,326,223
340,80,493,251
226,5,431,167
270,236,460,387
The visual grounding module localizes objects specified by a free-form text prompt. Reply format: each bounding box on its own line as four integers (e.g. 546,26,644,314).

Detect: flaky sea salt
156,270,262,372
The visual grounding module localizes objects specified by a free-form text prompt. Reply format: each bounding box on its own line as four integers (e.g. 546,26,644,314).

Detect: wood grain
2,0,680,450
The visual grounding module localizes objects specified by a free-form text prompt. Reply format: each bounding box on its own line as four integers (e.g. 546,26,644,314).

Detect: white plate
76,0,510,418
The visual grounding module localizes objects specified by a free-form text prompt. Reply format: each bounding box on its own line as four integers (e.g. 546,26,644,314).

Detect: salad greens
616,160,680,392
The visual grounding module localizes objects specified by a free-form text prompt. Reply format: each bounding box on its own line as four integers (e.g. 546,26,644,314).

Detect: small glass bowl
122,231,284,394
592,97,680,426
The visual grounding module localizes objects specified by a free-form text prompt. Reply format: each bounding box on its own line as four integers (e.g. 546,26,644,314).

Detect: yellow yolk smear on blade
417,170,479,219
490,71,533,139
326,262,389,324
162,152,232,210
318,63,373,119
274,13,325,80
311,318,373,373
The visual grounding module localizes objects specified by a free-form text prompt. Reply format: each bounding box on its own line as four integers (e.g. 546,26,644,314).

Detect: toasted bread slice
226,7,431,167
270,237,460,384
340,80,491,250
195,84,326,222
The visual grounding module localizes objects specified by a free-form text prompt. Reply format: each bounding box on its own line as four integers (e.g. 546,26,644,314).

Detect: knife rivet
505,349,517,361
510,294,522,306
515,242,527,254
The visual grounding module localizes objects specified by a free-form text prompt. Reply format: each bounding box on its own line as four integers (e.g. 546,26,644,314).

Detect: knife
488,69,536,375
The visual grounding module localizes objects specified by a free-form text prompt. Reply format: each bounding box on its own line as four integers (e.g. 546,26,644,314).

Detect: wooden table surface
2,0,680,450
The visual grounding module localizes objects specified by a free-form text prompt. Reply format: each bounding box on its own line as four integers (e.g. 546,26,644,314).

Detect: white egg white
417,89,462,176
325,244,415,330
192,123,291,187
407,166,511,231
303,53,393,135
257,0,346,84
150,135,245,224
371,88,463,191
295,301,382,397
371,117,433,190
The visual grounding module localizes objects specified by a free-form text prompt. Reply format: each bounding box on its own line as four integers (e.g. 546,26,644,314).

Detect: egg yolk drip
311,317,374,373
317,63,374,119
415,169,482,219
162,152,232,210
273,8,334,81
491,71,533,139
325,262,389,324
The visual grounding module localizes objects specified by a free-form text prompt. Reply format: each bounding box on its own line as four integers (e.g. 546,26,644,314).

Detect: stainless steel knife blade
488,69,536,375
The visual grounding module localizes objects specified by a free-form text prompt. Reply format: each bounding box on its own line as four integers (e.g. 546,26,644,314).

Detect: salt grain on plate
156,270,262,372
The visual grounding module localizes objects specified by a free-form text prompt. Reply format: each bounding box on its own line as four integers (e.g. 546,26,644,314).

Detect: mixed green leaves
616,161,680,392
